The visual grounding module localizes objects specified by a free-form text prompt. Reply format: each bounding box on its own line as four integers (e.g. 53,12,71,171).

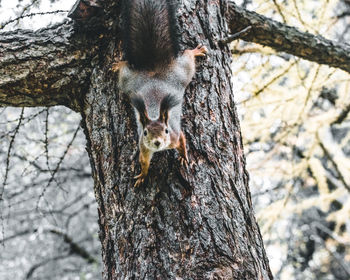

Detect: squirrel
113,0,207,187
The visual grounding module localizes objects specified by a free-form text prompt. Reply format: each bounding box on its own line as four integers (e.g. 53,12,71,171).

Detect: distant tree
232,1,350,279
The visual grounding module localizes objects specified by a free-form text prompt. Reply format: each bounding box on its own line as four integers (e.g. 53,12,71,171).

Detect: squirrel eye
143,130,148,136
165,128,169,134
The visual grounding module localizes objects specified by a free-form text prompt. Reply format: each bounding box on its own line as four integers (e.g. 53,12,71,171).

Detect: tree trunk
82,1,272,279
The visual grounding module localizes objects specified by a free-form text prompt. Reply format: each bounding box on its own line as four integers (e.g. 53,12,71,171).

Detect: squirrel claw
134,173,146,188
111,61,127,72
194,45,208,57
179,157,189,168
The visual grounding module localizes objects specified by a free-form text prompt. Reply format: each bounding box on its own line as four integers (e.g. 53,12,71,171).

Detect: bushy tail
159,94,181,124
122,0,180,71
130,93,150,126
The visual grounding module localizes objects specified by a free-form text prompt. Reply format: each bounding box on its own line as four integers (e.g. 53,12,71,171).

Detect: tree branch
1,227,97,264
0,21,98,111
332,102,350,124
48,228,98,264
25,254,68,279
227,2,350,74
0,10,69,29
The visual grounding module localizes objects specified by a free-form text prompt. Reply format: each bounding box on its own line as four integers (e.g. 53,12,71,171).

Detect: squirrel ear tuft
159,95,180,124
130,94,150,127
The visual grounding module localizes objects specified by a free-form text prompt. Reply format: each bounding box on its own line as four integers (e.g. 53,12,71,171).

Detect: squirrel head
142,120,171,151
131,94,180,151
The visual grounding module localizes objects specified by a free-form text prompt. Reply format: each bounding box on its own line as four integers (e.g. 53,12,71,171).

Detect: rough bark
227,1,350,74
82,1,272,279
0,21,97,110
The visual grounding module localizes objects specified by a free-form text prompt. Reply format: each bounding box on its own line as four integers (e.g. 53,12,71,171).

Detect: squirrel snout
154,140,161,147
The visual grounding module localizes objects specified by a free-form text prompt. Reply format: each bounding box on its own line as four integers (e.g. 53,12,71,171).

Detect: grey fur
118,54,195,136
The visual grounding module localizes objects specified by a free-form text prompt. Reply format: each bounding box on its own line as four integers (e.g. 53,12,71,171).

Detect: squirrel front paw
193,44,208,57
134,173,146,188
179,155,189,168
111,61,127,72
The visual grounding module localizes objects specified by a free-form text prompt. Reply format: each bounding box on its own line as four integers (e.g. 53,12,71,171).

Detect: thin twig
0,10,69,29
36,126,80,210
44,108,52,173
26,254,69,279
0,108,24,246
272,0,287,23
0,109,45,125
0,109,46,140
220,26,252,44
319,140,350,192
238,60,298,105
332,103,350,125
1,108,24,199
335,11,350,19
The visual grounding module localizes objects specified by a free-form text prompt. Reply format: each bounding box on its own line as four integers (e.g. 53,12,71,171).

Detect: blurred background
0,2,100,279
0,0,350,279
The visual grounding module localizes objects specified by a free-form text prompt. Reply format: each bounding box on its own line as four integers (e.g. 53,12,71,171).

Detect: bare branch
319,140,350,193
36,125,81,208
25,254,68,279
227,2,350,74
48,228,98,264
220,26,252,44
336,11,350,19
0,10,69,29
332,103,350,124
1,229,31,243
1,227,97,265
2,109,24,190
272,0,287,23
0,108,24,243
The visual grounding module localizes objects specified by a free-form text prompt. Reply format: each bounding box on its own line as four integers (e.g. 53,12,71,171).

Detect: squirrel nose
154,140,160,147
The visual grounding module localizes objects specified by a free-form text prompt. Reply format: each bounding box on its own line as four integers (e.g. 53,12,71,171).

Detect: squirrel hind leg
134,147,152,188
176,131,189,168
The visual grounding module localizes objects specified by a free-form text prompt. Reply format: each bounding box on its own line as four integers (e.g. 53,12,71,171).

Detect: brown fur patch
146,121,166,138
